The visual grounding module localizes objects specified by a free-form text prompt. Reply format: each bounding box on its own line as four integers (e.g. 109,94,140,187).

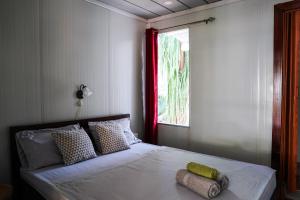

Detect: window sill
157,122,190,128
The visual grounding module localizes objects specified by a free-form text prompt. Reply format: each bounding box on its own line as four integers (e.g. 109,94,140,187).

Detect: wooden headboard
10,114,130,199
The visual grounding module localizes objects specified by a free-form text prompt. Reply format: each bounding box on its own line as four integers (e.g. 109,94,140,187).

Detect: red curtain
145,28,158,145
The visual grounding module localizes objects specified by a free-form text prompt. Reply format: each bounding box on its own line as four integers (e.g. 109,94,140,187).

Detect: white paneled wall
0,0,146,183
151,0,289,166
0,0,42,183
40,0,111,121
108,13,144,132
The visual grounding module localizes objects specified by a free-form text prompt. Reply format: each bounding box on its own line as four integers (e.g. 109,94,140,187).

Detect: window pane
158,29,189,126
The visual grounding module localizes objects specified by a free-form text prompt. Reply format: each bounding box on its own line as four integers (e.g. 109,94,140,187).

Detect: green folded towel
187,162,219,180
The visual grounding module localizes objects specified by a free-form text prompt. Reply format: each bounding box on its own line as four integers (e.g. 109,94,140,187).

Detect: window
158,28,190,126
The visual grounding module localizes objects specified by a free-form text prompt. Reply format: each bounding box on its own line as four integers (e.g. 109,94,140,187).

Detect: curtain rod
158,17,216,31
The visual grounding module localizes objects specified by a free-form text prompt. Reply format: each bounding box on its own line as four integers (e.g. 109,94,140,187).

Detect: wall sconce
76,84,92,106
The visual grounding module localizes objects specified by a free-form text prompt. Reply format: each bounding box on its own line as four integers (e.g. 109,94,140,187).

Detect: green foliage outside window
158,31,189,126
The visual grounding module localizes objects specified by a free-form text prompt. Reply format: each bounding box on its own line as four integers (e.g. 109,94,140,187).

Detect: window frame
157,27,191,128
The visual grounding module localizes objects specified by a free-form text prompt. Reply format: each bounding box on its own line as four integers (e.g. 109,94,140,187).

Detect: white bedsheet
21,143,276,200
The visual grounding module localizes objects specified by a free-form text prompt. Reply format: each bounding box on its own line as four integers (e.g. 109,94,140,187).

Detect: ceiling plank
152,0,187,12
206,0,222,3
125,0,173,16
97,0,157,18
176,0,191,9
150,0,175,13
179,0,207,7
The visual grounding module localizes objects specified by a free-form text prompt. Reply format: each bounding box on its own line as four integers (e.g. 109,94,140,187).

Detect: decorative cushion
95,123,130,154
16,124,80,169
89,117,141,146
52,129,97,165
89,121,112,152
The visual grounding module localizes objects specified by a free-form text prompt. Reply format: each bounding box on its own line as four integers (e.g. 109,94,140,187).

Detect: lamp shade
76,84,92,99
82,86,92,97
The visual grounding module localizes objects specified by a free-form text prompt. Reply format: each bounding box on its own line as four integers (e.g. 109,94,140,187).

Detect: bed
10,114,277,200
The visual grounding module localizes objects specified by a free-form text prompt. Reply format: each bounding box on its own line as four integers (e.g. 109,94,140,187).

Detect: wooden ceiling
96,0,222,19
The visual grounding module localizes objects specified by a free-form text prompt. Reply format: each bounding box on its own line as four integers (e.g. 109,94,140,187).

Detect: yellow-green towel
187,162,219,180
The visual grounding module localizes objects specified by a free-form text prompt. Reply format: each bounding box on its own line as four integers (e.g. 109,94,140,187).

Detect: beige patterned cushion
52,129,97,165
95,123,130,154
89,121,112,153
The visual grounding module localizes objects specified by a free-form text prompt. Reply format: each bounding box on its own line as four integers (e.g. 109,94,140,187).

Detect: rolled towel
176,169,221,199
187,162,219,180
217,174,229,191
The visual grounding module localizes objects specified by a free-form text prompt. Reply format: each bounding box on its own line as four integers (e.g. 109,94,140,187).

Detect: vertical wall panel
0,0,41,183
40,0,110,122
153,0,289,166
188,1,264,163
107,11,145,134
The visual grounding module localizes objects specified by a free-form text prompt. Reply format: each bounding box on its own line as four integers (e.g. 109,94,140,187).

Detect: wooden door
286,10,300,192
272,1,300,196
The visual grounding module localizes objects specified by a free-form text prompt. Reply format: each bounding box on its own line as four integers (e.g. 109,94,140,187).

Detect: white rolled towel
176,169,221,199
217,174,229,191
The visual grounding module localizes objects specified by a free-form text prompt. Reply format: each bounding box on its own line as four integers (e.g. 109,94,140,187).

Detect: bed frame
10,113,279,200
10,114,130,200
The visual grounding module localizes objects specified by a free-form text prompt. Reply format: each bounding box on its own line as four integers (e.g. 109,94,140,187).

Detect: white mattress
21,143,276,200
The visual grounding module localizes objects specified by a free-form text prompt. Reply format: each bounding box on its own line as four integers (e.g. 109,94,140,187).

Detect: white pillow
16,124,80,170
89,118,141,146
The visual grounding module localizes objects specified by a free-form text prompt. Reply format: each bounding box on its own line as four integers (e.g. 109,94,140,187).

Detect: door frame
272,0,300,193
